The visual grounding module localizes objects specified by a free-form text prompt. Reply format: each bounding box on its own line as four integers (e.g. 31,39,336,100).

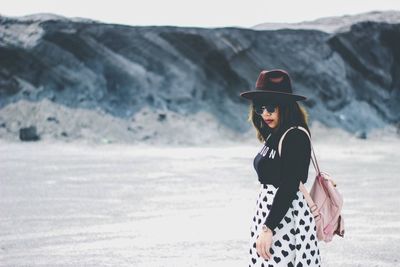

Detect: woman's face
261,105,280,129
253,101,280,129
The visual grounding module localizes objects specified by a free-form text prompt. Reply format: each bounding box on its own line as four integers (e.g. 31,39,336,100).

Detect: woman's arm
263,128,311,231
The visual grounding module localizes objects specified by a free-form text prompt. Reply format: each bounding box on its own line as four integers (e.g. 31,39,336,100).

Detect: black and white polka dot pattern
248,184,321,266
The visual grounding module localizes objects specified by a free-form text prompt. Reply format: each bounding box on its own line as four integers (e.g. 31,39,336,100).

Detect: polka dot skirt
248,183,322,266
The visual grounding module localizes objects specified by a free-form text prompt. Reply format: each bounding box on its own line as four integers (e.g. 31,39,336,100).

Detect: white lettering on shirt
262,147,269,157
259,145,276,159
269,149,276,159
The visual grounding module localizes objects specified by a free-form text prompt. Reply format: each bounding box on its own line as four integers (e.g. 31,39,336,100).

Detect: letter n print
269,149,276,159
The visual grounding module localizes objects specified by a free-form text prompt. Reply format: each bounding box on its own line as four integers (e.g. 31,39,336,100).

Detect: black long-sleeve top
253,127,311,231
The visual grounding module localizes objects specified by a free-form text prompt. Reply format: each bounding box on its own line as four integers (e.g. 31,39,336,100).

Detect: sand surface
1,135,399,266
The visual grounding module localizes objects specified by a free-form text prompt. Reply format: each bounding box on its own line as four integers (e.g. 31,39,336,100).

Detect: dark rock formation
19,126,40,141
0,13,399,143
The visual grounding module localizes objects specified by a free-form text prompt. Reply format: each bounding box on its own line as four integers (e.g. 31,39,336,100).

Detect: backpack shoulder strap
278,126,320,174
278,126,311,155
278,126,297,156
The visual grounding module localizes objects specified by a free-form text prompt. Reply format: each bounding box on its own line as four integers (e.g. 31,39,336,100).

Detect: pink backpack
278,126,345,242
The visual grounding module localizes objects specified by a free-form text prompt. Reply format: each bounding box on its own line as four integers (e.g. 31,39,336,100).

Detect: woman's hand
256,229,273,260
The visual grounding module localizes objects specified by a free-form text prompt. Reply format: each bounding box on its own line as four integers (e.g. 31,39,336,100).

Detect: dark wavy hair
247,99,311,143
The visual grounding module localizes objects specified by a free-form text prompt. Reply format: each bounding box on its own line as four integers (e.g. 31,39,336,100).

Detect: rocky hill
252,10,400,33
0,12,399,144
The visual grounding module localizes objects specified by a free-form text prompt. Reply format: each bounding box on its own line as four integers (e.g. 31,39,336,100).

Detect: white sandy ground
0,128,399,266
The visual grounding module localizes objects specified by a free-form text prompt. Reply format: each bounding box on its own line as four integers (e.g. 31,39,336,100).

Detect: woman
239,69,321,266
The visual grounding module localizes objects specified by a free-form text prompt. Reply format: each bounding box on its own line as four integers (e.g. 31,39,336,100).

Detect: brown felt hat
239,69,307,102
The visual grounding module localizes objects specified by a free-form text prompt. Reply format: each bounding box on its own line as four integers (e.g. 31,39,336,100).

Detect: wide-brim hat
239,69,307,103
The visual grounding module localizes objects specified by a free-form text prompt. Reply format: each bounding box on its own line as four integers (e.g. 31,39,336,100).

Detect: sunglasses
252,103,278,115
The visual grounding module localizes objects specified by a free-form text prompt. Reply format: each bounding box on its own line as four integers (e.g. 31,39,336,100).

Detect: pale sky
0,0,399,28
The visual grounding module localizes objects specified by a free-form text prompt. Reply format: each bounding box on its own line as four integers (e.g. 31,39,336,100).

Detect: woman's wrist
261,224,272,234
